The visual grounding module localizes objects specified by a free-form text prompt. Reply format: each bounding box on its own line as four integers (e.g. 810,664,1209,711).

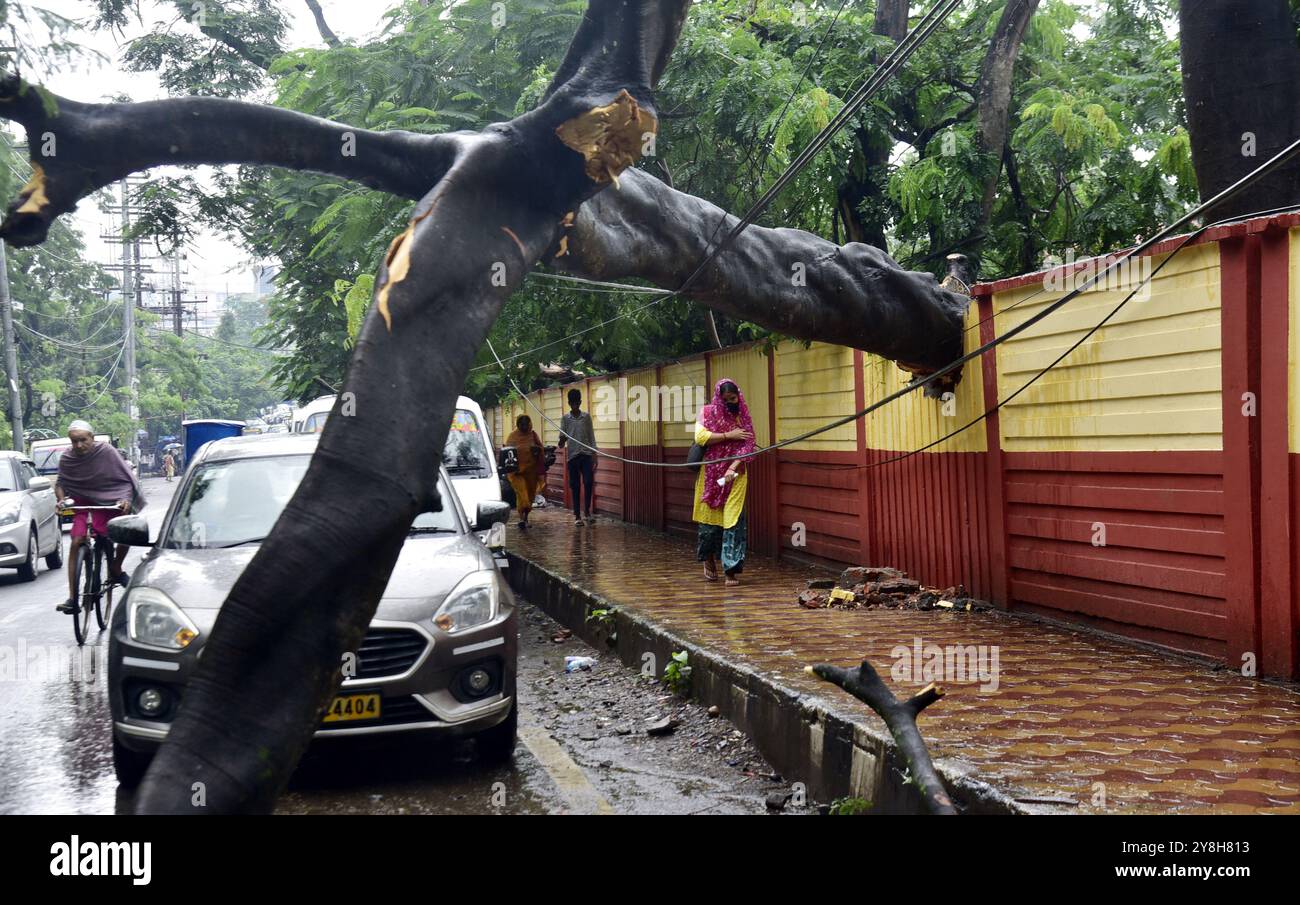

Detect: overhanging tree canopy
1,0,968,812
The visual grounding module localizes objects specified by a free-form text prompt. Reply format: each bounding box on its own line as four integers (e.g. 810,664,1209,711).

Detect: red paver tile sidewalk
508,507,1300,813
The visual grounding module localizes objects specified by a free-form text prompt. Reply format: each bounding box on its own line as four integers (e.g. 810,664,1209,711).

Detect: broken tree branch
0,72,458,246
809,660,957,815
553,168,969,372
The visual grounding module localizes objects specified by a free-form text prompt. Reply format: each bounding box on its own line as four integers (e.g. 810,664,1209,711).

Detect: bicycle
59,504,126,646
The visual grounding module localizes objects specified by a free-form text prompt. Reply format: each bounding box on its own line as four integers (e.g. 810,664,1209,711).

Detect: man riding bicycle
53,420,145,614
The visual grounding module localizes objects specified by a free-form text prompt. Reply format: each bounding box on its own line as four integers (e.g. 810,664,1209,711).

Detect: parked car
0,451,63,580
105,433,516,787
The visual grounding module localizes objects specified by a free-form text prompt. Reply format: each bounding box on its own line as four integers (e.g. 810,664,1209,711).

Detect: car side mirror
27,476,51,492
108,514,152,547
475,500,510,533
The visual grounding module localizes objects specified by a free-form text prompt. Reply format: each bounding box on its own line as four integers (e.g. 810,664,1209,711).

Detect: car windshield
443,409,491,477
165,454,461,548
33,446,66,472
0,463,16,492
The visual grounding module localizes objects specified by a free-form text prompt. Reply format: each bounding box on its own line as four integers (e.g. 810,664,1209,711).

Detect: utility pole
0,243,23,451
0,47,20,450
121,182,139,467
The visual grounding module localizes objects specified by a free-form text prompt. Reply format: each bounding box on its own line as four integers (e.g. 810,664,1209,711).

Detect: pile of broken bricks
795,566,990,613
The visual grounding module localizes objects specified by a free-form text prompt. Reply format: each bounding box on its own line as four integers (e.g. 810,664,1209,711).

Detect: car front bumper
110,605,518,752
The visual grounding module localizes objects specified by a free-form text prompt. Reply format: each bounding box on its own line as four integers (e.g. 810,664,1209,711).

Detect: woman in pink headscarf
693,378,757,586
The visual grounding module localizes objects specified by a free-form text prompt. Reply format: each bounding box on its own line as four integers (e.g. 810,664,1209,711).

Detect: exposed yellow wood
15,163,48,215
375,227,413,331
555,89,656,186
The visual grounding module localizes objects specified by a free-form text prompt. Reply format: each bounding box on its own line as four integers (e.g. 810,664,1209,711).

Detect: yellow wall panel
539,388,564,445
622,368,661,447
776,342,856,450
709,346,772,444
993,242,1223,452
660,359,707,448
587,376,622,447
863,302,986,453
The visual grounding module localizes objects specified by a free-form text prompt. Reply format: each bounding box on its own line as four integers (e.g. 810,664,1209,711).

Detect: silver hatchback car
106,434,516,787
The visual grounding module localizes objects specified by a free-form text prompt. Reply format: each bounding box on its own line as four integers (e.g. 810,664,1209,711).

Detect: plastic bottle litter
565,656,596,673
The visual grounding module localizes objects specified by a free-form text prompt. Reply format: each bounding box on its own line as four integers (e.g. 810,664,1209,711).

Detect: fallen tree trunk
0,0,966,812
553,168,968,372
809,660,957,815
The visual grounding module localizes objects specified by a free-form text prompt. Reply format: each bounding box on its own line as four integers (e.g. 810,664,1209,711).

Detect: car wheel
475,699,518,765
44,531,63,570
16,528,37,582
112,736,153,788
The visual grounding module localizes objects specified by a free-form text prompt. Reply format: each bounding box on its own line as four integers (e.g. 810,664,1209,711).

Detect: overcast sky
14,0,395,313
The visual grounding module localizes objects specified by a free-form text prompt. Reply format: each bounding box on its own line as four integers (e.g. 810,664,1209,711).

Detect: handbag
686,442,705,473
498,445,519,475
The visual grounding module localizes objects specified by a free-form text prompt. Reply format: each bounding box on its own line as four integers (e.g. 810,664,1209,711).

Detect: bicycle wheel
93,540,111,631
71,542,92,646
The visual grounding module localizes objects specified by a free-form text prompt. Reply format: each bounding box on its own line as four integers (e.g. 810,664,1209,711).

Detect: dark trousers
567,454,595,517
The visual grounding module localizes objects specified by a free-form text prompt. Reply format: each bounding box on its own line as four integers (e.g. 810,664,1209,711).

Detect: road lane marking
518,724,614,815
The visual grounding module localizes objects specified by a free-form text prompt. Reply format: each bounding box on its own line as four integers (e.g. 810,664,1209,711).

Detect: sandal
703,563,718,582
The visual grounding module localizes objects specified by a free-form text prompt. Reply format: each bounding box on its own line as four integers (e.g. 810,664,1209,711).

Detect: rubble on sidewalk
795,565,990,614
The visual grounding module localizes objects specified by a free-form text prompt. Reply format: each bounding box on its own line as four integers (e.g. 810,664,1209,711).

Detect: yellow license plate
323,693,381,723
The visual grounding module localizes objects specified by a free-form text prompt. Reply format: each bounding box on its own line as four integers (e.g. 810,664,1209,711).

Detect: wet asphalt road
0,478,798,815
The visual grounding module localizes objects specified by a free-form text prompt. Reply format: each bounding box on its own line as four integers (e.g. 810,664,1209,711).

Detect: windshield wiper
444,464,486,474
409,527,459,535
213,538,266,548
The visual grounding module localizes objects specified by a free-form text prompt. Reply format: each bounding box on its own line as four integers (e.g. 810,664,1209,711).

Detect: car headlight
433,570,498,634
0,503,21,526
128,587,199,650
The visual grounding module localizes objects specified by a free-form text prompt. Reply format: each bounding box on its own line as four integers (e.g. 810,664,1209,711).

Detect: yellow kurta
692,423,748,529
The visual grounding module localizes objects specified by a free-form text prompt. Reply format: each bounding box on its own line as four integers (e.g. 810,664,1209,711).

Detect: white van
442,396,503,520
291,394,502,519
292,395,335,435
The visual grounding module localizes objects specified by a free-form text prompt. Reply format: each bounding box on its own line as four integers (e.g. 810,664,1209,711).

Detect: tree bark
0,0,965,812
145,0,689,814
836,0,909,251
965,0,1039,271
304,0,342,48
552,168,967,372
1180,0,1300,219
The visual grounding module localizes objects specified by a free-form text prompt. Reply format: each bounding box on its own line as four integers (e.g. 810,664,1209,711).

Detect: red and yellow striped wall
485,213,1300,679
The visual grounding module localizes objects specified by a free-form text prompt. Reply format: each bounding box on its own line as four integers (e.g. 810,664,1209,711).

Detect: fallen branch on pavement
807,660,957,815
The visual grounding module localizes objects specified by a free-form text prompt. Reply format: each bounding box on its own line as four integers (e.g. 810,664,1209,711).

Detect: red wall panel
1002,451,1227,659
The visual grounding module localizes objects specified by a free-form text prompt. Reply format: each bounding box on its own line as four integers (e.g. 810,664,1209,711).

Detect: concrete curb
506,551,1040,815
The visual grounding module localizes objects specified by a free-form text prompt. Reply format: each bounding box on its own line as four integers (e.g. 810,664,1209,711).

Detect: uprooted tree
1,0,969,813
